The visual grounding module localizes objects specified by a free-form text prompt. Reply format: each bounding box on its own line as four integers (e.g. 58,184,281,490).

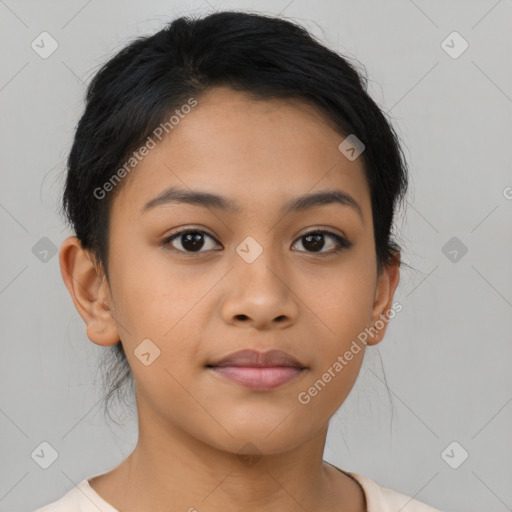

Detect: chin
197,416,319,458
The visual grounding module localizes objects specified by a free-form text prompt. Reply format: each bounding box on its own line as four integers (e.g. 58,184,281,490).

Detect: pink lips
206,349,307,391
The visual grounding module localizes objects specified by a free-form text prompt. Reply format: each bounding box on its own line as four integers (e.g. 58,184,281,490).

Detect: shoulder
33,476,118,512
348,472,443,512
33,483,81,512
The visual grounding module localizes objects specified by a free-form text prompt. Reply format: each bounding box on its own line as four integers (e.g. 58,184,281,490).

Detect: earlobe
59,235,120,347
366,254,401,346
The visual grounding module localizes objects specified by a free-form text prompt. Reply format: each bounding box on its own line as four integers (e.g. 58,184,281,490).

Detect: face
61,85,399,457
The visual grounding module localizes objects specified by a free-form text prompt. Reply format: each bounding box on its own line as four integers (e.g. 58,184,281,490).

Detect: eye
163,229,220,253
292,229,352,254
162,227,352,255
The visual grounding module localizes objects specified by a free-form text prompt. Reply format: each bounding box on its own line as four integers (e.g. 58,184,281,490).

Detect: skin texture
59,85,400,512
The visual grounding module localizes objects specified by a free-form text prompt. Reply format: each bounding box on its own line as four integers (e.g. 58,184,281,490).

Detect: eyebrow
141,186,363,222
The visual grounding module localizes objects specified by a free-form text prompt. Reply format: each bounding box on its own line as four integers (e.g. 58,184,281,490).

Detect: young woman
35,10,443,512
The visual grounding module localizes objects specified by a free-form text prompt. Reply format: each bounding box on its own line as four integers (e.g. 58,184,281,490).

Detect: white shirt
34,468,443,511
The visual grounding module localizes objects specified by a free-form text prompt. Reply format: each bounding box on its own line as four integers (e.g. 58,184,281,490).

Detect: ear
366,251,401,347
59,236,120,347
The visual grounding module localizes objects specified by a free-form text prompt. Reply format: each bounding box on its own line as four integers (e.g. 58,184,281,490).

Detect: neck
94,404,364,512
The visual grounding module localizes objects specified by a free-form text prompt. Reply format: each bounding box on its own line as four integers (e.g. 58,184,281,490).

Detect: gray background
1,1,511,511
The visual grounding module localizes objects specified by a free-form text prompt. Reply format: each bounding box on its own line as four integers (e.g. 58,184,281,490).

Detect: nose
220,252,299,330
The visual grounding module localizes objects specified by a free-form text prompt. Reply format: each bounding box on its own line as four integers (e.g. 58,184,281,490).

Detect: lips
206,349,307,391
207,349,306,369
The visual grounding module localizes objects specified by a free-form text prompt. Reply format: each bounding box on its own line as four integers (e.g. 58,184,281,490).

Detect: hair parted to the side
60,10,410,423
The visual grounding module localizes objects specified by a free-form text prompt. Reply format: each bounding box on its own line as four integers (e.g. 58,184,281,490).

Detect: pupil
179,232,327,252
183,232,204,251
304,233,324,252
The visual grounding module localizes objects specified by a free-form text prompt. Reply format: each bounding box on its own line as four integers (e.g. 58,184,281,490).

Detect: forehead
111,86,371,223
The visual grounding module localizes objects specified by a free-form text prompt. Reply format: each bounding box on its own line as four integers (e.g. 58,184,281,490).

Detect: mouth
205,349,307,391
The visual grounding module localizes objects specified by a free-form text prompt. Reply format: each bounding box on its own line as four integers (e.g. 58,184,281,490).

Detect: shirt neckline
81,463,380,512
323,460,383,511
79,472,120,512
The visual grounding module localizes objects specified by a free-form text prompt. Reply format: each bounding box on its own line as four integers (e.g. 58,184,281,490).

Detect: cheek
112,243,195,316
110,248,211,365
294,270,373,417
302,257,376,340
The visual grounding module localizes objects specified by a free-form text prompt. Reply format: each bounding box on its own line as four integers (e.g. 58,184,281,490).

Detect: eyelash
162,227,352,255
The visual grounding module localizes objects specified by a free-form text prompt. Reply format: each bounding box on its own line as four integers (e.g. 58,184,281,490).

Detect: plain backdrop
0,1,511,511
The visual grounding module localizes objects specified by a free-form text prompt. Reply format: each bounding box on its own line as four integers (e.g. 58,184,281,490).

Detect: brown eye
163,229,220,253
292,230,352,254
162,228,351,255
